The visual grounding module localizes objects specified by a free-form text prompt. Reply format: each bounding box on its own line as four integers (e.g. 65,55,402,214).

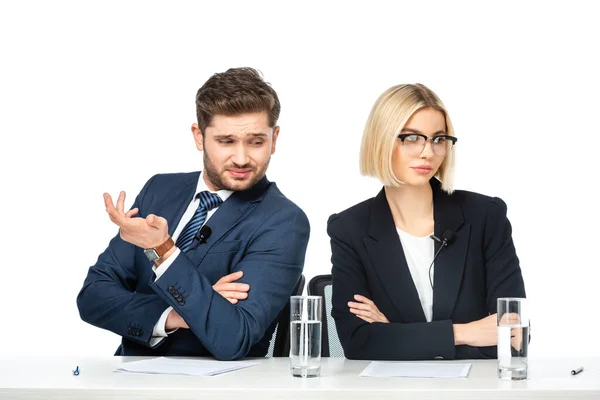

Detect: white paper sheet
114,357,260,376
360,361,472,378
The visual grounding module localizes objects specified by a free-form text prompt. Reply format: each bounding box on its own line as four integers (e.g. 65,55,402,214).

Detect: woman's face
391,107,447,187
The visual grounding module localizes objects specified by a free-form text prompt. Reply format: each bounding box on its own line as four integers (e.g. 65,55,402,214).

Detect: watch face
144,248,159,262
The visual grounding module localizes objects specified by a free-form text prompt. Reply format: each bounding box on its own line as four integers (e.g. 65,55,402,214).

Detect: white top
150,171,233,344
1,356,598,399
396,228,434,322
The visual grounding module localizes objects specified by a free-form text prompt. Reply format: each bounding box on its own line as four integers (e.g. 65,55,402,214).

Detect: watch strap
153,237,175,258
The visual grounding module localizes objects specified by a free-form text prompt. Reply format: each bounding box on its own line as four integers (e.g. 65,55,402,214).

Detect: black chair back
308,274,345,357
266,274,305,357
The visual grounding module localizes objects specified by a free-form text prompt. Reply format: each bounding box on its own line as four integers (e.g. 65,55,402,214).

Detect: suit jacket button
434,356,444,360
168,286,176,294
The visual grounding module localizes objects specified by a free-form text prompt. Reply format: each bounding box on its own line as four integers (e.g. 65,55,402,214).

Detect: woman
328,84,526,360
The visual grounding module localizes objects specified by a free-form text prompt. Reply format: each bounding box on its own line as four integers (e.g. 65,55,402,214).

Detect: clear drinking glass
497,297,529,380
289,295,322,378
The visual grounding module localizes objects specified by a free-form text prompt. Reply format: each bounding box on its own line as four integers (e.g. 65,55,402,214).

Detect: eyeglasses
397,133,458,157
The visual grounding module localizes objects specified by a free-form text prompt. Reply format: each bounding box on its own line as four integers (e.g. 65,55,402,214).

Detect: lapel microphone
430,229,455,247
428,229,456,289
190,226,212,251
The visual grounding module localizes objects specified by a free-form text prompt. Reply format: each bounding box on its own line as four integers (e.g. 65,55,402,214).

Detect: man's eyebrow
212,133,268,138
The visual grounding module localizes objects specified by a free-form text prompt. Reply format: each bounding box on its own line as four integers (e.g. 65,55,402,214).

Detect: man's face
192,112,279,191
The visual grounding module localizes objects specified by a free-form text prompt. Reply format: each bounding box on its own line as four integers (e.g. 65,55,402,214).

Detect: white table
0,356,598,399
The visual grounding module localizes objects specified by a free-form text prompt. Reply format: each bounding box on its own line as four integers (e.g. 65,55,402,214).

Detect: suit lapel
431,179,470,321
184,177,271,266
364,189,427,323
155,172,199,237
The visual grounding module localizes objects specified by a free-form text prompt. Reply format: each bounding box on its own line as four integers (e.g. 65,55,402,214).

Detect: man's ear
271,126,280,155
192,123,204,151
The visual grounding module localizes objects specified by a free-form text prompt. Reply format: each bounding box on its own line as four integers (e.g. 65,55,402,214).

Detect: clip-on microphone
190,225,212,251
428,229,455,289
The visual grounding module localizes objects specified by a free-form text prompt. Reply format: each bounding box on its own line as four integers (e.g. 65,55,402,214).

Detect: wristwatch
144,237,175,262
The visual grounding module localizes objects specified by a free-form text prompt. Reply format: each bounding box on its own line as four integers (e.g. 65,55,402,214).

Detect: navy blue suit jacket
77,172,310,360
328,179,526,360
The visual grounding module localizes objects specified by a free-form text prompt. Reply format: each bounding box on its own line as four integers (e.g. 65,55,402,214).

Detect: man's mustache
224,164,255,170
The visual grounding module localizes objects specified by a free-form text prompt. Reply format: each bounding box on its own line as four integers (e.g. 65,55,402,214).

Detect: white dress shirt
149,171,233,346
396,228,435,322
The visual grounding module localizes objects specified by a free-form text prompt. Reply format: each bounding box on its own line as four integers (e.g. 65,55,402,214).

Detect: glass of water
290,295,322,378
497,297,529,380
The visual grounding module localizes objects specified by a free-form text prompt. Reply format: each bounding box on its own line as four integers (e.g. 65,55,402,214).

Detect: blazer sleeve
77,175,171,346
455,196,527,360
483,197,526,309
328,214,457,361
150,206,310,360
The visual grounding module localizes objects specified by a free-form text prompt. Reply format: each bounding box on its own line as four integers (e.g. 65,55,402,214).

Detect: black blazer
327,179,526,360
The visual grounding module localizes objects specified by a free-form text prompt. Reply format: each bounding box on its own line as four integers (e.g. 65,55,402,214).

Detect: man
77,67,310,360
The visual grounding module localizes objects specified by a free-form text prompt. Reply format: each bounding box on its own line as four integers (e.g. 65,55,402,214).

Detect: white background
1,0,598,358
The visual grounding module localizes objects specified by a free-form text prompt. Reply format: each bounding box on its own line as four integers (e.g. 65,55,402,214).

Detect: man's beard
203,150,270,192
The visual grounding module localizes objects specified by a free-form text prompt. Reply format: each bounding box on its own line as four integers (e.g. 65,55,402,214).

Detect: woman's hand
454,313,521,347
454,314,498,346
348,295,389,323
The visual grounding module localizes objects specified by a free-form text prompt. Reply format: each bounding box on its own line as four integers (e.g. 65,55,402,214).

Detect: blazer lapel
431,179,470,321
363,189,427,323
184,177,271,266
155,172,199,237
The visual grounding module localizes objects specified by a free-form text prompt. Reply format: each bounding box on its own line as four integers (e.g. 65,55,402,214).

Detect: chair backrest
308,274,345,357
266,274,305,357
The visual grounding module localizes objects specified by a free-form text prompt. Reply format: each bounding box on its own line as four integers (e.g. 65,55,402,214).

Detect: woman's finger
349,307,376,319
348,301,376,311
353,295,374,305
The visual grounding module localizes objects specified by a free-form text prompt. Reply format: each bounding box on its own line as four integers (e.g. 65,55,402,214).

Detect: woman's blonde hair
359,83,456,193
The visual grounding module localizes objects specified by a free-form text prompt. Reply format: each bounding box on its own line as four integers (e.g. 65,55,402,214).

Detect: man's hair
195,67,281,132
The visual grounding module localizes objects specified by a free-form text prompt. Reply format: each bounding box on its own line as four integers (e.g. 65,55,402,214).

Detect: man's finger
104,193,124,223
154,216,168,230
213,283,250,293
216,271,244,284
219,283,250,292
146,214,168,230
125,208,139,218
106,208,125,226
218,291,248,300
116,191,126,213
103,193,115,210
227,298,239,304
357,315,373,324
146,214,156,225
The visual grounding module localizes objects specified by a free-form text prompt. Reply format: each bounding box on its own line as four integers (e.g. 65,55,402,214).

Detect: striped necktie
175,191,223,252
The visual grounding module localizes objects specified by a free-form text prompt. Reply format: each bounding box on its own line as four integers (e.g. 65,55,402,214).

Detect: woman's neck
384,183,434,237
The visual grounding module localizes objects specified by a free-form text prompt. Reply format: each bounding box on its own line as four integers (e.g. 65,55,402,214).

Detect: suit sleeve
76,175,171,346
328,214,456,361
150,206,310,360
456,196,527,359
